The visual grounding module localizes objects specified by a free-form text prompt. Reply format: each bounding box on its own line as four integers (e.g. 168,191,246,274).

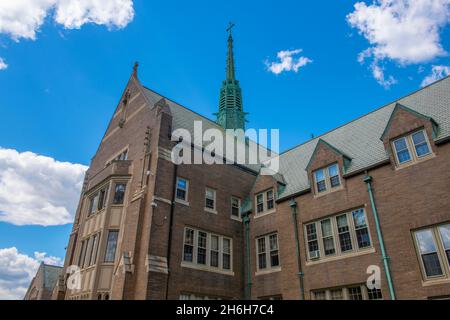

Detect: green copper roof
216,23,247,130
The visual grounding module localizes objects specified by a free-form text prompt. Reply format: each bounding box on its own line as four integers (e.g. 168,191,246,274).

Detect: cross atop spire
226,22,235,37
226,22,236,81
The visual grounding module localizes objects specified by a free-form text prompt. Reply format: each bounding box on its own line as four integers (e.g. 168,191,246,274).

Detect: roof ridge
280,75,450,156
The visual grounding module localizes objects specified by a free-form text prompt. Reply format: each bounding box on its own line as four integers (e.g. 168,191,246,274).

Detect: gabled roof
380,103,439,140
277,76,450,200
305,139,352,171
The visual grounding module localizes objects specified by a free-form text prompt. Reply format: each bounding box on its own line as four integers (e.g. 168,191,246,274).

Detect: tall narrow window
223,238,231,270
210,235,219,268
306,223,320,259
176,178,188,202
78,241,87,267
393,137,411,164
352,209,371,249
183,228,194,262
256,194,264,213
98,188,107,211
269,234,279,267
412,130,431,158
257,237,267,270
89,194,99,215
336,214,353,252
205,188,215,210
330,289,343,300
266,190,274,210
84,236,94,268
231,197,241,218
438,224,450,266
321,219,335,256
328,164,341,188
315,169,326,193
90,234,100,266
104,231,119,263
197,231,207,265
415,229,443,277
113,184,126,205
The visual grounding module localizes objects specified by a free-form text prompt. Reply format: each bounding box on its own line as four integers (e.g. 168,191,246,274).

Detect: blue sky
0,0,449,299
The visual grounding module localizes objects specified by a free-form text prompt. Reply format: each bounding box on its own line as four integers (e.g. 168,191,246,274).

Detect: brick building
56,29,450,300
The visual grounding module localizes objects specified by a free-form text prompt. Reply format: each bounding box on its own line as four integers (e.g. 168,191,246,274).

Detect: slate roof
143,87,273,172
142,76,450,201
277,76,450,200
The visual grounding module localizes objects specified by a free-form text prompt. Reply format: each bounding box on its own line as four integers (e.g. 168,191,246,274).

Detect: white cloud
0,247,62,300
55,0,135,29
0,148,88,226
0,0,134,41
347,0,450,87
0,57,7,70
421,65,450,86
265,49,312,75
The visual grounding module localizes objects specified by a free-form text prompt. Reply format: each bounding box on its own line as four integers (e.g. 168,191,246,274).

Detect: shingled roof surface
143,87,273,172
277,76,450,199
142,77,450,201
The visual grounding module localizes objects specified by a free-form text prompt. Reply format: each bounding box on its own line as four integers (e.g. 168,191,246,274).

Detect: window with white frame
304,208,372,261
205,188,216,211
255,189,276,215
414,223,450,280
176,177,188,202
256,233,280,272
182,227,233,272
392,129,432,166
312,284,383,300
313,163,341,194
231,197,241,219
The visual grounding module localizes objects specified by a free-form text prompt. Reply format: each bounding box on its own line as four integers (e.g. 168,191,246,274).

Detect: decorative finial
226,22,235,37
133,61,139,77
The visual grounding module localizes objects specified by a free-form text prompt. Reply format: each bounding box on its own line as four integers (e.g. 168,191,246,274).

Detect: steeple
216,23,247,131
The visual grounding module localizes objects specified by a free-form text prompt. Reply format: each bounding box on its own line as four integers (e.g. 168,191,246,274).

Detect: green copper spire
216,23,247,131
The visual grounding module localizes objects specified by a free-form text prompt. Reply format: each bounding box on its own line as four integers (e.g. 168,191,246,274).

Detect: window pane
394,138,411,163
422,253,443,277
176,179,187,200
257,237,266,269
267,190,274,210
113,184,126,204
348,286,363,300
328,165,341,188
416,229,443,277
315,169,326,192
330,289,343,300
321,219,335,256
104,231,119,263
257,194,264,213
337,215,353,252
353,209,371,248
306,224,320,258
416,229,438,254
412,131,430,157
98,189,106,210
269,234,279,267
231,197,240,217
197,232,207,265
367,287,383,300
205,189,215,209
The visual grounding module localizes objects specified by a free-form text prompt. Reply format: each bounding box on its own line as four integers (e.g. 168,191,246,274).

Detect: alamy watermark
171,121,280,175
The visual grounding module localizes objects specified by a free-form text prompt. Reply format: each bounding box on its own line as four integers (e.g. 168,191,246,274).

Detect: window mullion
266,236,271,269
193,230,198,265
219,236,223,270
317,222,324,257
332,217,341,255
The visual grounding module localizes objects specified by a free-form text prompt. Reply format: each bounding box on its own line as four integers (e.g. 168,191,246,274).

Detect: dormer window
392,129,432,167
313,163,341,194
